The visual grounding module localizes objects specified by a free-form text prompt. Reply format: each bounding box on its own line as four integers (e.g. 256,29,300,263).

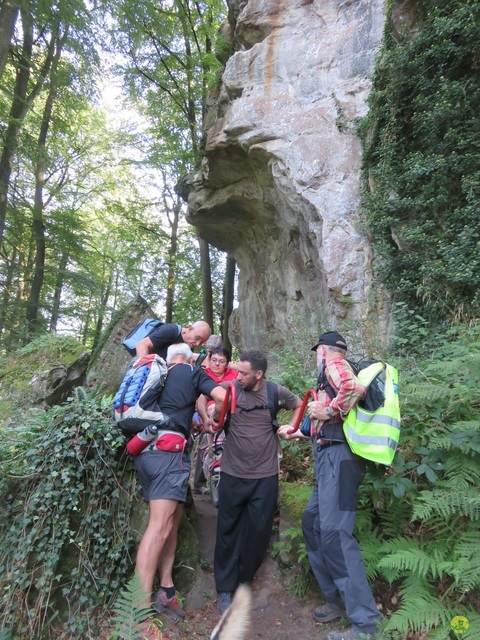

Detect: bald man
135,320,211,360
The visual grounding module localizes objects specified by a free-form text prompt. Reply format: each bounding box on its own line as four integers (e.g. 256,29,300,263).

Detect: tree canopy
0,0,229,353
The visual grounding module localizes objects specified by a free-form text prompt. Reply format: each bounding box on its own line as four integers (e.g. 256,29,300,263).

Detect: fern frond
110,572,155,640
412,489,480,521
440,453,480,491
358,532,384,582
452,529,480,591
73,387,89,401
378,548,438,580
384,577,450,633
426,608,480,640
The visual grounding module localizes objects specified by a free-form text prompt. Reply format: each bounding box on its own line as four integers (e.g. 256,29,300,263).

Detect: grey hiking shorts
134,450,191,502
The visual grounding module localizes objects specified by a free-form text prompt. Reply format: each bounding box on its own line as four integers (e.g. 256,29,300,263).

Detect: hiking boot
327,628,374,640
217,591,232,615
314,601,346,622
152,588,185,620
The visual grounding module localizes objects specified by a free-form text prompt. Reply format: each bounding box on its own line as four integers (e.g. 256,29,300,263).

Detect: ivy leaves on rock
362,0,480,324
0,395,136,639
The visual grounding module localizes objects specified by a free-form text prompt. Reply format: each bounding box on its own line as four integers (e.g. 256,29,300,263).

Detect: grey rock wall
185,0,390,353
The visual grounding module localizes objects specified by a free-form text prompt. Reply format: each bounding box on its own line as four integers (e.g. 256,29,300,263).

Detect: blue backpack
122,319,181,356
113,354,169,435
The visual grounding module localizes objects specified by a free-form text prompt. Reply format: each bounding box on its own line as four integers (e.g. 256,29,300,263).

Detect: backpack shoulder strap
266,381,280,432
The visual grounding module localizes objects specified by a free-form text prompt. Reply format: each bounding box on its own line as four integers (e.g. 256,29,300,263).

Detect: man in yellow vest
278,331,382,640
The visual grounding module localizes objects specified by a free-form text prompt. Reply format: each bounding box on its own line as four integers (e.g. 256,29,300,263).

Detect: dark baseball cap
311,331,348,352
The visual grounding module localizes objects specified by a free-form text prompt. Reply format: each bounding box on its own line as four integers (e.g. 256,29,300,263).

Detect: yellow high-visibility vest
343,362,400,465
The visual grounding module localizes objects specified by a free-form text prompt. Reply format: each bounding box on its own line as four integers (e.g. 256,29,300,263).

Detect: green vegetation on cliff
361,0,480,328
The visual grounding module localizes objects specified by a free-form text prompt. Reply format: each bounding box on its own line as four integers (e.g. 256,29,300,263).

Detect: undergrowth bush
0,393,137,639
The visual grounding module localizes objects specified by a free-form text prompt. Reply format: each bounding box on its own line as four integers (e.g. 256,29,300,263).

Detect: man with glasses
135,320,211,360
193,347,238,494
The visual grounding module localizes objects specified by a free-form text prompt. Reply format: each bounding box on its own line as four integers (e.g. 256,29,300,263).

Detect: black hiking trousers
214,471,278,593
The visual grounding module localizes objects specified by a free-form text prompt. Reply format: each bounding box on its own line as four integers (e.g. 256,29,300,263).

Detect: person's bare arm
203,386,227,433
196,394,210,426
277,397,308,440
135,336,154,357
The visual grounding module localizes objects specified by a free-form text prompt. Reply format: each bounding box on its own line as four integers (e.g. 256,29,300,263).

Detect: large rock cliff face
185,0,389,352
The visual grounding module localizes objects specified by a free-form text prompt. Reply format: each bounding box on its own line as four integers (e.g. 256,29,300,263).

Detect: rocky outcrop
86,295,156,395
29,352,90,406
184,0,390,353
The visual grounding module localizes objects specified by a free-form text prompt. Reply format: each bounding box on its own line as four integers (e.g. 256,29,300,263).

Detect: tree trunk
26,26,66,337
165,196,181,323
198,234,213,328
0,8,55,248
91,269,113,350
222,256,236,353
49,249,69,331
0,245,17,341
0,0,19,80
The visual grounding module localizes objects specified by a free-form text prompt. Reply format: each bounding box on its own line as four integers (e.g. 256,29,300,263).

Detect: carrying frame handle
289,388,318,434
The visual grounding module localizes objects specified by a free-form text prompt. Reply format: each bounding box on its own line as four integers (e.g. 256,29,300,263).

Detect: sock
161,585,175,599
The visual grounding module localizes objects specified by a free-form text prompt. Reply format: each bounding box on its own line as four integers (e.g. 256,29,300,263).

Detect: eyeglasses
211,359,227,365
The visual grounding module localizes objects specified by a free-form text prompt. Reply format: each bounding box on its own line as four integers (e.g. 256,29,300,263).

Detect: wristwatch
325,406,333,418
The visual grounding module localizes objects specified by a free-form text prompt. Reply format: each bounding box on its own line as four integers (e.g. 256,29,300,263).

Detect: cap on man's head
311,331,348,352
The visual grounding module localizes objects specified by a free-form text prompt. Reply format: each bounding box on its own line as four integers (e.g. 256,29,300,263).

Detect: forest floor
152,492,349,640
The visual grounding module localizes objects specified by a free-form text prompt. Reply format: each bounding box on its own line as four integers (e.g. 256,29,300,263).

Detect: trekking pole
215,382,237,431
289,389,317,434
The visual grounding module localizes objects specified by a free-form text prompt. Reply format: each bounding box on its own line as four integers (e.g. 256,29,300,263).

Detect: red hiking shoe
152,588,185,620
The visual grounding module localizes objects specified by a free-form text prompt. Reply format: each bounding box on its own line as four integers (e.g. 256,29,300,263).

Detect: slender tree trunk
26,26,66,337
0,0,19,80
81,292,93,346
91,269,112,350
165,197,181,323
198,234,213,327
222,256,235,353
0,245,17,341
0,8,55,249
49,249,69,331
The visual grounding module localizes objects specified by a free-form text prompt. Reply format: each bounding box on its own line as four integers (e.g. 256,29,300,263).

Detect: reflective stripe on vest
343,362,400,466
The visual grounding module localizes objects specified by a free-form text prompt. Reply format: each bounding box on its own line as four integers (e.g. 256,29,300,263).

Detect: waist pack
113,354,169,435
343,361,401,465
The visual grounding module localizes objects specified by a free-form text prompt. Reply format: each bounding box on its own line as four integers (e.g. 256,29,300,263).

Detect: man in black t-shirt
135,320,211,360
133,343,225,623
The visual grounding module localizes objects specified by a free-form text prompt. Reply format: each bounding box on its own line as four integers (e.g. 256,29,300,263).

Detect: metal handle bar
215,382,237,431
289,388,318,434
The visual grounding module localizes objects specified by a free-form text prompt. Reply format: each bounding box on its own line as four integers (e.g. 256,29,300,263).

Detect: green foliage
110,572,158,640
0,333,87,420
0,393,137,639
272,526,317,598
365,326,480,635
361,0,480,325
16,334,84,359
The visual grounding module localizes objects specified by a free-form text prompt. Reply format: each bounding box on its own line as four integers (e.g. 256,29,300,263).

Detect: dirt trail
160,493,342,640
